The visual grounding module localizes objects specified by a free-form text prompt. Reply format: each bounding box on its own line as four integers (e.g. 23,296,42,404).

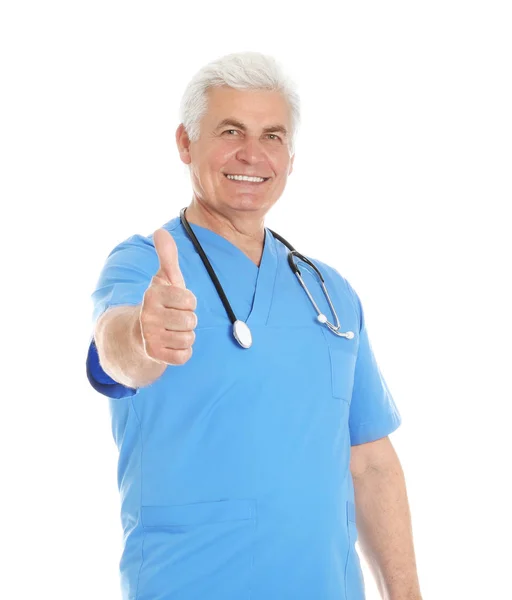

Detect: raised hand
139,228,198,366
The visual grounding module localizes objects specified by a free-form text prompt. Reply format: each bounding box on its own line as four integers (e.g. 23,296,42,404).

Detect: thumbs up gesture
139,228,198,366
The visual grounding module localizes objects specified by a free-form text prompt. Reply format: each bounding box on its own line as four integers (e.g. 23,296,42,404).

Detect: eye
223,129,239,135
266,134,281,141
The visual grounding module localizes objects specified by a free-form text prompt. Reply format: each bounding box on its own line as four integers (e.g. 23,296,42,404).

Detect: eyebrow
215,118,288,137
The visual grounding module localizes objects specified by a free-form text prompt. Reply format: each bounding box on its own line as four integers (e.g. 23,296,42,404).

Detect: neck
183,198,266,267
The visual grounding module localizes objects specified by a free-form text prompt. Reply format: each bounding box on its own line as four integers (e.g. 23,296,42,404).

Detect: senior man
86,51,422,600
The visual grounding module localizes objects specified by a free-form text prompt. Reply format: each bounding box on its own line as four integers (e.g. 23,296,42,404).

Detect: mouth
224,173,271,185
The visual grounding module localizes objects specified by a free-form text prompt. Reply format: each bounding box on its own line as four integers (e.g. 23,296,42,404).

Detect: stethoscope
180,207,354,349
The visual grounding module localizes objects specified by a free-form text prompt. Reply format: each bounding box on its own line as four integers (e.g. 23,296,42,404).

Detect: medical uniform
86,215,402,600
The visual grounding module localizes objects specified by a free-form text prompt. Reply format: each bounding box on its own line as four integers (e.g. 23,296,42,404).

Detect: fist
139,228,197,366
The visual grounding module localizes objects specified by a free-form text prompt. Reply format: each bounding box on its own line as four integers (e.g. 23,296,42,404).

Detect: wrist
130,306,147,360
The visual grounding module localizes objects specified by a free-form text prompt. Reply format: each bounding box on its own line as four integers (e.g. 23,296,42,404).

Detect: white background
1,1,511,598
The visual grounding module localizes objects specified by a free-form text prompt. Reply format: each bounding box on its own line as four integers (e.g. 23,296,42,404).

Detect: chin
228,195,269,209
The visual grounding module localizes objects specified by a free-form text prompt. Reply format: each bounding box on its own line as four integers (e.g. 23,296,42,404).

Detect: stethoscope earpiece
318,313,354,338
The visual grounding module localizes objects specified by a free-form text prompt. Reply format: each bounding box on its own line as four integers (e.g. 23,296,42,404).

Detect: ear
288,153,295,175
176,123,192,165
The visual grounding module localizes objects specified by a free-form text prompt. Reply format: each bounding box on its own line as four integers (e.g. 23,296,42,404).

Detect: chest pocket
321,325,359,403
329,343,358,402
306,265,359,404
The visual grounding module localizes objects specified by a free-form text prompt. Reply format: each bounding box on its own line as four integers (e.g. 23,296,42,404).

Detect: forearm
352,452,422,600
94,304,167,389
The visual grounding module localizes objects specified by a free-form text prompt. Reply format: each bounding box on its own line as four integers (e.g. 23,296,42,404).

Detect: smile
224,174,270,183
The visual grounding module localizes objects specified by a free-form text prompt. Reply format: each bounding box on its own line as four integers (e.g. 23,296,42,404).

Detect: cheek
191,143,230,173
271,150,292,172
193,157,221,186
273,161,292,182
211,143,235,166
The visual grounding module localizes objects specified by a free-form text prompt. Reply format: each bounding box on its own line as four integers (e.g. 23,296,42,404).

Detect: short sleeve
86,234,158,399
347,286,402,445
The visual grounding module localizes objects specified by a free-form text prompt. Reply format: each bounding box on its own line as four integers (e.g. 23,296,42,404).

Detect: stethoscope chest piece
233,320,253,349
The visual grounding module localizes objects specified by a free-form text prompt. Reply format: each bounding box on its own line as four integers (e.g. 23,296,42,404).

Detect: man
86,51,422,600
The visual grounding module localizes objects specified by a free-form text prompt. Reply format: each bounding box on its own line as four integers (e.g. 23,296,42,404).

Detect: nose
235,136,266,164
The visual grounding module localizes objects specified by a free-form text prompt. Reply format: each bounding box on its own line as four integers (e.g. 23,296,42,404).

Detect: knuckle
169,286,184,301
172,287,196,310
168,347,192,365
186,312,197,330
185,330,196,346
170,353,186,365
167,330,195,350
186,291,198,310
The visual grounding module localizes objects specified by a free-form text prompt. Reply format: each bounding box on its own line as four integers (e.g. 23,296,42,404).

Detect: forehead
203,86,291,127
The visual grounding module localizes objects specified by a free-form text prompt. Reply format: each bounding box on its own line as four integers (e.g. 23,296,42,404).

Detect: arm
350,436,422,600
94,304,166,389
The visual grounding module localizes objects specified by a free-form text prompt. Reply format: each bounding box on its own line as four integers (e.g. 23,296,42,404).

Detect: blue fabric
86,216,402,600
86,338,138,399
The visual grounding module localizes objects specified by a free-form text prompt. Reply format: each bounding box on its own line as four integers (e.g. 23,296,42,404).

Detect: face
176,86,295,218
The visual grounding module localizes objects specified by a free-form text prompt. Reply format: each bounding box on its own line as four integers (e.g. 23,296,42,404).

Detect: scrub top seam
337,277,362,333
130,395,145,600
165,220,182,234
352,413,402,446
264,230,280,326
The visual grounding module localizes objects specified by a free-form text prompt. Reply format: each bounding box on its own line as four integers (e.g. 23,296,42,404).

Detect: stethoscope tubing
179,207,354,345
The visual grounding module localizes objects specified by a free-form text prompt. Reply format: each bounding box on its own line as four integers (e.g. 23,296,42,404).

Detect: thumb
153,228,186,288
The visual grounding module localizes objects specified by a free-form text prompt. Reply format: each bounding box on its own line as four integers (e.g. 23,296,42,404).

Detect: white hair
179,51,300,154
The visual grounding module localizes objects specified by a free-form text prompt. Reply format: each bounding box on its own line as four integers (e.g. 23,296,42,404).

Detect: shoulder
270,230,362,319
307,255,361,314
102,216,186,271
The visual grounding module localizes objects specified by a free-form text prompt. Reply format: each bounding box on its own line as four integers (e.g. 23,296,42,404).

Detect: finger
162,308,197,332
146,346,193,366
161,329,196,350
158,285,197,311
153,228,186,288
147,282,197,311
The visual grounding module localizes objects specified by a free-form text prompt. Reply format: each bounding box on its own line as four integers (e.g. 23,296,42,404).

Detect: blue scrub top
86,215,402,600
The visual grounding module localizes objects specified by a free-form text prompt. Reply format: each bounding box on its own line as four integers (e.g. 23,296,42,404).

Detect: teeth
226,174,266,182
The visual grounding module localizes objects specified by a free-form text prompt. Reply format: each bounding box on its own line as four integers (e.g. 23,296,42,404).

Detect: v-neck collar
183,220,279,327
